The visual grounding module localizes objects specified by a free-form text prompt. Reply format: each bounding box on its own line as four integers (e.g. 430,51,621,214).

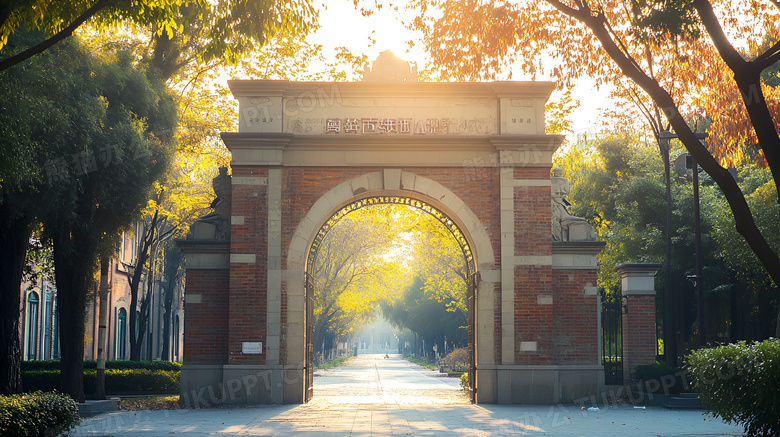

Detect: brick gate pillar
176,239,230,406
616,263,661,385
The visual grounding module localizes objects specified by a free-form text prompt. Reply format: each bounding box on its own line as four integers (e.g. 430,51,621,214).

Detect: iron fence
601,288,623,385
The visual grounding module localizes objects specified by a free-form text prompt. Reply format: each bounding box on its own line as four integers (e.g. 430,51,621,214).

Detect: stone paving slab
72,355,744,436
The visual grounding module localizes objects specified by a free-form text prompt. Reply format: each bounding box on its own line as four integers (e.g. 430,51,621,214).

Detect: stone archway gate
177,75,606,405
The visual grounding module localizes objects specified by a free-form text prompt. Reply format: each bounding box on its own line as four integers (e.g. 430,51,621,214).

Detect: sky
305,1,614,139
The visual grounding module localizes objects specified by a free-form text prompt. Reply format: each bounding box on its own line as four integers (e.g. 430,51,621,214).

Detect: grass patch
120,395,179,404
120,395,182,411
405,355,437,370
315,356,353,370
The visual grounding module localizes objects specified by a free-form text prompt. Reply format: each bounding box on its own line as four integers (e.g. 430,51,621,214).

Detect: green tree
557,135,777,348
0,30,92,394
382,275,468,355
0,31,176,399
712,168,779,340
45,47,176,402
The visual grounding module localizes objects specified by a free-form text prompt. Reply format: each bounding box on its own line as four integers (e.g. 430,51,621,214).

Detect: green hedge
21,360,181,372
632,362,688,394
0,391,80,437
686,339,780,436
23,369,180,394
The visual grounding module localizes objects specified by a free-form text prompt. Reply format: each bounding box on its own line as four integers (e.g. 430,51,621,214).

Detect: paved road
73,354,744,436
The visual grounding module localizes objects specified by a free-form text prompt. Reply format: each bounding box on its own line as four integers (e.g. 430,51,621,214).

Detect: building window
52,302,59,359
174,315,180,361
131,225,138,261
120,231,126,263
26,292,39,360
116,308,127,360
43,285,53,360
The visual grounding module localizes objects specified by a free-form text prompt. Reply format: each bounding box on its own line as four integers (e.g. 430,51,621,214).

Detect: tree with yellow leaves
310,202,470,354
391,0,780,335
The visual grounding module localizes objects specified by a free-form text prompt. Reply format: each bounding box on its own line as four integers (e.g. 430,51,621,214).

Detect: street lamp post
658,131,677,367
658,131,708,364
686,152,707,347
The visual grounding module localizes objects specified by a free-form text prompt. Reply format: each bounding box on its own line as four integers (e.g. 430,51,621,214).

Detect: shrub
21,360,181,372
686,339,780,437
632,362,688,394
22,369,179,394
443,348,468,365
0,391,80,436
460,372,468,390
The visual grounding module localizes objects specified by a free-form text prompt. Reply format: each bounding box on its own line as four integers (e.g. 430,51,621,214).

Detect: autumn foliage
389,0,780,315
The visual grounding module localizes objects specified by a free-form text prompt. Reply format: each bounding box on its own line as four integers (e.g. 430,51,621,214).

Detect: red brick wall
622,295,657,383
228,166,269,365
552,270,600,364
514,265,553,364
184,269,229,364
513,167,554,363
513,167,552,257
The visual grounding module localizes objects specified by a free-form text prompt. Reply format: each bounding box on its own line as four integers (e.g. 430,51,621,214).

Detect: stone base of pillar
180,364,305,406
479,365,604,404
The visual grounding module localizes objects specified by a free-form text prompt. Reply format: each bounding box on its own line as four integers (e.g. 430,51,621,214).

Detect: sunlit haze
307,2,612,139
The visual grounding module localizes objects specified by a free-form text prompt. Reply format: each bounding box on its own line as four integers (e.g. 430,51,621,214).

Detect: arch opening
302,195,479,404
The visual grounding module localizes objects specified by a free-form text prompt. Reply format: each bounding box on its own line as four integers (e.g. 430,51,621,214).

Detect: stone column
616,263,661,385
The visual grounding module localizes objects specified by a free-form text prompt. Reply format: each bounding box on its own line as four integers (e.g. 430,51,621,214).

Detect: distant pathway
74,354,745,436
310,353,468,405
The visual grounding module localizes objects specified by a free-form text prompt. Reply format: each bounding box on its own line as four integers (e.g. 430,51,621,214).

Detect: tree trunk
161,308,171,361
0,217,32,395
729,285,738,343
95,257,109,399
128,215,158,361
128,281,142,361
54,223,98,403
161,279,173,362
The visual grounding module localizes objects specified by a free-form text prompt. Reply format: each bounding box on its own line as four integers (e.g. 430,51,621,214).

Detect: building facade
19,229,184,364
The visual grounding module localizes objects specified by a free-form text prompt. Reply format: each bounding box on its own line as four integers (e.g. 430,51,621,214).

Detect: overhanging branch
691,0,748,73
753,38,780,73
0,0,115,72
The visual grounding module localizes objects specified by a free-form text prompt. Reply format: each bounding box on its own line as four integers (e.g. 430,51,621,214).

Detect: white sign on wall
242,342,263,354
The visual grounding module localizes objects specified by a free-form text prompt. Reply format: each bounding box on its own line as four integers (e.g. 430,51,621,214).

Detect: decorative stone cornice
222,132,564,168
552,241,607,255
227,80,556,99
